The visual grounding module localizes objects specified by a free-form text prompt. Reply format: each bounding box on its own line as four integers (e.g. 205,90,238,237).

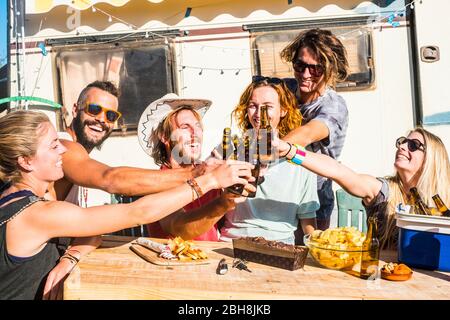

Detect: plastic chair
336,189,367,232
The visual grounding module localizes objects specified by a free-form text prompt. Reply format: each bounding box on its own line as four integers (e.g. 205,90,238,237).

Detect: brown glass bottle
360,216,380,279
258,105,273,164
226,135,260,198
223,128,244,195
410,187,432,215
232,134,240,161
246,152,261,198
222,127,234,160
432,194,450,217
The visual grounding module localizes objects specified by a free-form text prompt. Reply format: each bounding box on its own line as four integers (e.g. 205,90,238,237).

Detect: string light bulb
411,3,414,9
145,32,149,38
220,69,224,75
198,69,203,75
108,15,112,23
92,6,96,12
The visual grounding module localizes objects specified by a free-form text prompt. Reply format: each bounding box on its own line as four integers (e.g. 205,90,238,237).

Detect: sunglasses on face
396,136,426,152
83,103,122,123
292,60,324,77
252,75,284,85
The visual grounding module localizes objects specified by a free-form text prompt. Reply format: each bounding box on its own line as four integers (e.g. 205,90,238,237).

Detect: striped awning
26,0,165,14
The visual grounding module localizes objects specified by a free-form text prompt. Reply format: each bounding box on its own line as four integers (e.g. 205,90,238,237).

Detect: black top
0,196,62,300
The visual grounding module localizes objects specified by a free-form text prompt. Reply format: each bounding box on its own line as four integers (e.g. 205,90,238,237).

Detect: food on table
381,262,412,274
310,227,366,248
381,262,413,281
232,236,308,271
136,237,177,260
136,236,207,261
167,236,208,261
305,227,366,270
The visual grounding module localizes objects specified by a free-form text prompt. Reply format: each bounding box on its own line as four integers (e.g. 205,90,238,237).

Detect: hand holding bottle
207,160,255,190
272,136,292,159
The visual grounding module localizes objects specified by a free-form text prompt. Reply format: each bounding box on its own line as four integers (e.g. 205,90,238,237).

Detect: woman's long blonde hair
381,127,450,248
0,111,51,185
233,79,302,138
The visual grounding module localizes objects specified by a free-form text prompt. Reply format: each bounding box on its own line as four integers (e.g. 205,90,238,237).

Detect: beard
72,115,113,152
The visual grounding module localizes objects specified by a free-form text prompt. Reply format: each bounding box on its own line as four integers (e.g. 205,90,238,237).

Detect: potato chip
167,236,208,261
307,226,367,270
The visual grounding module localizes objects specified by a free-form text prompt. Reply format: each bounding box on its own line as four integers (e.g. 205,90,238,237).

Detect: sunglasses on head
396,136,426,152
292,60,324,77
252,75,284,85
83,103,122,123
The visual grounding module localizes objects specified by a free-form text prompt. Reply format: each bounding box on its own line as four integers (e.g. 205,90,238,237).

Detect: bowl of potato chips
304,227,367,270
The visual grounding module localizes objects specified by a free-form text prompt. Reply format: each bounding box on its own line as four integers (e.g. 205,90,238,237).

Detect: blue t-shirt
220,158,320,244
284,78,349,220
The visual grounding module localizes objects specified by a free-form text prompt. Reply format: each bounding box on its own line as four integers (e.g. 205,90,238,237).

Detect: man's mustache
84,120,109,132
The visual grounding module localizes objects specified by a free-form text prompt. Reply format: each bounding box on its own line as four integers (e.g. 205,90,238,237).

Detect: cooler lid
396,212,450,235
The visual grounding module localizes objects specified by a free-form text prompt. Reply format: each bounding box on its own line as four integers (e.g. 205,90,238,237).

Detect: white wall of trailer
8,0,448,211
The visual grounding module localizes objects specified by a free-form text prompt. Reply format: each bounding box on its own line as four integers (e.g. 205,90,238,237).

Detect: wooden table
64,235,450,300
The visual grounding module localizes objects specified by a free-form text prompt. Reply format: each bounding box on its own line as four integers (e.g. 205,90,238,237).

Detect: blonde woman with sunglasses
0,111,254,300
277,127,450,249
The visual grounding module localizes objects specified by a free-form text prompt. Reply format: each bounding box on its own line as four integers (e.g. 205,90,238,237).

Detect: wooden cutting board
129,244,210,266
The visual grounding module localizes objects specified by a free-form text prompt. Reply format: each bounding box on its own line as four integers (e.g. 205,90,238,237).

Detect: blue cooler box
396,212,450,272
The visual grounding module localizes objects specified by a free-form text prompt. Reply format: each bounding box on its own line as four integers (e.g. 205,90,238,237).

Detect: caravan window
55,41,175,132
248,23,375,91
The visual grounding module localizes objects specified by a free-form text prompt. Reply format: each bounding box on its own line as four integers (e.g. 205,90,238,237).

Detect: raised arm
31,161,253,241
297,146,382,205
57,139,194,196
158,192,236,240
276,137,382,205
282,119,329,149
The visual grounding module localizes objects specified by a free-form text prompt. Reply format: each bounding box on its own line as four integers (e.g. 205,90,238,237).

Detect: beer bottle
360,216,380,279
246,150,261,198
223,128,244,195
226,134,260,198
432,194,450,217
232,134,240,161
239,134,248,162
222,127,234,160
258,105,273,164
410,187,432,215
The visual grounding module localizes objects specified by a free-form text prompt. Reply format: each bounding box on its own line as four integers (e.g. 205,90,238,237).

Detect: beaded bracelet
287,144,307,166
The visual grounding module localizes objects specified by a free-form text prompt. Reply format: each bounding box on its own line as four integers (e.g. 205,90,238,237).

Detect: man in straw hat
139,93,255,241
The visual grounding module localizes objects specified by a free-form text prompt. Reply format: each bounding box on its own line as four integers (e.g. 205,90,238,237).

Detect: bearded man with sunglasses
54,81,205,205
278,28,350,238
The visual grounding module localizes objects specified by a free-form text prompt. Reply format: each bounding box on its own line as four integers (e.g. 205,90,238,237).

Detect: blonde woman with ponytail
277,127,450,250
0,111,253,300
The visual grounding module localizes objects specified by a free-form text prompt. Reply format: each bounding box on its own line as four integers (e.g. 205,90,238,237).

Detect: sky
1,0,7,68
